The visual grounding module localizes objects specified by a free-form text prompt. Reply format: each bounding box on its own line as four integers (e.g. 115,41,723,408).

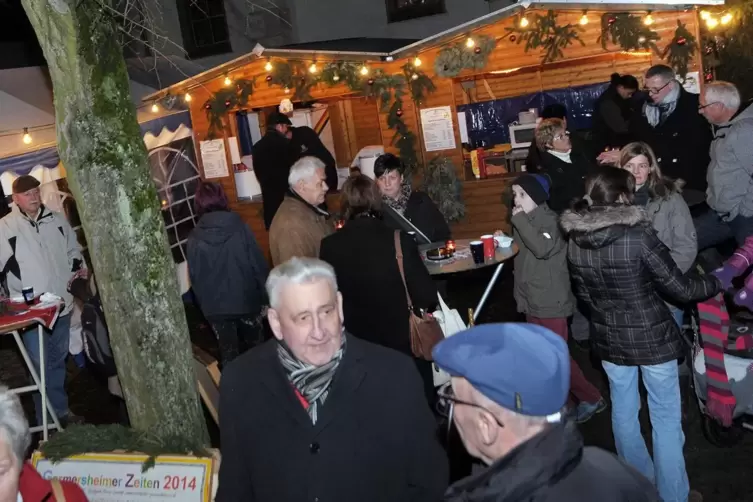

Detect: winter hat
12,175,40,194
513,174,550,205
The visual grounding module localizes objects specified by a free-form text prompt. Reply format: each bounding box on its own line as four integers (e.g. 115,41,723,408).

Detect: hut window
177,0,232,59
386,0,446,23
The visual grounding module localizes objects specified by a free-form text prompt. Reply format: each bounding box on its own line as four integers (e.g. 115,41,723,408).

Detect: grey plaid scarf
645,81,680,127
382,182,412,215
277,334,346,424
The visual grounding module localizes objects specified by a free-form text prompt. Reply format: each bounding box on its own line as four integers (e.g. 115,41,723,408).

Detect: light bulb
184,93,192,102
264,61,273,72
413,57,422,67
579,14,588,26
333,74,340,82
151,103,159,113
721,13,733,25
411,73,419,81
700,11,711,20
309,63,318,74
465,37,475,48
22,128,31,145
224,76,232,86
360,66,369,76
520,17,529,28
284,87,290,94
707,17,719,29
643,14,654,26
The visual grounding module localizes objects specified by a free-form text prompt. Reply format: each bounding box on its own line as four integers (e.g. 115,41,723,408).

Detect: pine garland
662,21,697,79
600,12,661,54
506,10,585,64
40,424,211,472
204,78,256,138
434,34,496,78
422,156,465,222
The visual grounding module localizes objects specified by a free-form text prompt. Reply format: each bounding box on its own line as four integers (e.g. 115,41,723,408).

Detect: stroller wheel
701,414,744,447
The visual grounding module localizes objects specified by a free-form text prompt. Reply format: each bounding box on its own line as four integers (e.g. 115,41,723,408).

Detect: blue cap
432,323,570,417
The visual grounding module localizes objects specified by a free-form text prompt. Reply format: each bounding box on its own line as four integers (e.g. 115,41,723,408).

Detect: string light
308,62,318,74
284,87,290,94
151,103,159,113
184,93,192,102
264,61,273,72
520,16,529,28
413,57,422,67
579,12,589,26
721,13,733,25
465,37,475,48
643,12,654,26
707,17,719,29
224,76,232,86
700,11,711,20
360,65,369,76
22,128,32,145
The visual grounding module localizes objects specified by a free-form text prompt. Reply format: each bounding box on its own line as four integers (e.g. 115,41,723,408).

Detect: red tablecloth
0,299,62,334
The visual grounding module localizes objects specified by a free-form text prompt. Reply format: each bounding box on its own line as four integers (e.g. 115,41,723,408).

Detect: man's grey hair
266,257,338,309
705,81,741,111
645,64,675,82
288,156,325,187
0,385,30,463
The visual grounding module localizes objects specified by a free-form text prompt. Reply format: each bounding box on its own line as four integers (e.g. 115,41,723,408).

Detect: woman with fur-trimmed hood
560,166,720,502
619,141,697,325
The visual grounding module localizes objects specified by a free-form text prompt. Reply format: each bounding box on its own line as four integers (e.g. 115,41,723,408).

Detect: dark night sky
0,0,46,68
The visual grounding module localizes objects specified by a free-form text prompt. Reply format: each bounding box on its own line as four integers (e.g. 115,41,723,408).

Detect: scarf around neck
382,182,412,215
548,149,572,164
277,333,346,424
645,81,680,127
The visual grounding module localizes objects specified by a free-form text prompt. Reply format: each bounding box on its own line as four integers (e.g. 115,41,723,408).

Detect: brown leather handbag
394,231,444,360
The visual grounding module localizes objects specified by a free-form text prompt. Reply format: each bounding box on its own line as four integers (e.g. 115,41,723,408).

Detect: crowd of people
1,61,751,502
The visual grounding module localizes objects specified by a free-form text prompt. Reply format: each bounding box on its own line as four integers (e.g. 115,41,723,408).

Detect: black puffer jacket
443,421,659,502
535,147,597,214
560,204,719,366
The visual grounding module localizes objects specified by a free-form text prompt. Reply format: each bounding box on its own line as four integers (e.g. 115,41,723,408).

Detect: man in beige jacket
269,157,333,266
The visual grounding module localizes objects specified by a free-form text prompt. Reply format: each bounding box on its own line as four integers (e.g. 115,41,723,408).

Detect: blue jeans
667,303,683,328
22,313,71,424
602,360,688,502
695,209,753,250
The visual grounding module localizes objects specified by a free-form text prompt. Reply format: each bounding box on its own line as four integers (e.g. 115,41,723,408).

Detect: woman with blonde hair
619,142,697,326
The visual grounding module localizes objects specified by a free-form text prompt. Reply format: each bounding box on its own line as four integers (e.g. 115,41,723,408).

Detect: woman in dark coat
534,118,597,214
374,153,451,244
187,182,269,367
320,175,438,404
560,167,720,502
592,73,639,152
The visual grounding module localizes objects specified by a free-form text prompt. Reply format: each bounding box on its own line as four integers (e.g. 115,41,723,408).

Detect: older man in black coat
216,257,448,502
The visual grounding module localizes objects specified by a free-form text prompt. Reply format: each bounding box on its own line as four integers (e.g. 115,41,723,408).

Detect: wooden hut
144,0,719,258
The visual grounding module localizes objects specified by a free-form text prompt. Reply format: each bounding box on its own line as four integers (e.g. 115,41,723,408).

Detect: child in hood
501,173,605,423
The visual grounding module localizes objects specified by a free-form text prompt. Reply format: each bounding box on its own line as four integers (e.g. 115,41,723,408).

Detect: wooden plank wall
179,8,702,256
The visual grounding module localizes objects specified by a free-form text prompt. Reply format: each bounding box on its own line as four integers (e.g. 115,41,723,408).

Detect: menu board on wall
199,139,230,179
420,106,457,152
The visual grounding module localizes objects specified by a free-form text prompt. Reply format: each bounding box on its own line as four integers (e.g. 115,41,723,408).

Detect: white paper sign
227,137,242,164
680,71,700,94
199,139,230,179
32,452,213,502
420,106,457,152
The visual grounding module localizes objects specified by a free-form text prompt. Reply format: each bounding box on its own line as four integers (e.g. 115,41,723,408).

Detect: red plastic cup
481,235,495,258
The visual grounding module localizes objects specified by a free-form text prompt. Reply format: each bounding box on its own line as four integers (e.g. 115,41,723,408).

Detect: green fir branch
422,156,465,222
506,10,585,63
599,12,661,54
662,21,697,78
433,34,496,78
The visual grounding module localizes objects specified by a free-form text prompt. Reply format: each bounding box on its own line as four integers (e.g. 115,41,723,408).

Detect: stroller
689,251,753,447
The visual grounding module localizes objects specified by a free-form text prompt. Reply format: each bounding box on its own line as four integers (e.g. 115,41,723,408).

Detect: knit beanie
513,174,550,205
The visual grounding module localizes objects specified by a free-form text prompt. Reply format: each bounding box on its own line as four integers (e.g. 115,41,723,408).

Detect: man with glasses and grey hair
695,81,753,250
434,323,660,502
216,257,448,502
269,156,334,266
612,65,713,196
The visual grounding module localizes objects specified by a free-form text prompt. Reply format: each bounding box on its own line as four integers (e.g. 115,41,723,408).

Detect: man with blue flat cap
435,323,659,502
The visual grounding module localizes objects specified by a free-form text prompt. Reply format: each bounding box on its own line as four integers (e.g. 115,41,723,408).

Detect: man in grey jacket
0,175,86,426
696,81,753,249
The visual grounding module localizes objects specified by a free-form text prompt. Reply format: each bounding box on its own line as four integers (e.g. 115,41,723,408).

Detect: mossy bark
22,0,208,445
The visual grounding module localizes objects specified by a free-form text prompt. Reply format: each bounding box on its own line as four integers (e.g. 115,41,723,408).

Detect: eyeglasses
553,131,570,141
643,80,672,95
698,102,720,111
436,383,505,429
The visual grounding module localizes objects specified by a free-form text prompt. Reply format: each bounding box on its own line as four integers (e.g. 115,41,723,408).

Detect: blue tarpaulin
458,81,608,148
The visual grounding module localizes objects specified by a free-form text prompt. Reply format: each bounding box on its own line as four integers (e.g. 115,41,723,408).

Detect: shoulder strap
50,478,67,501
393,231,414,308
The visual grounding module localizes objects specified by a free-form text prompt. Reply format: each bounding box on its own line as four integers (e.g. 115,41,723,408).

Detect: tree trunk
21,0,208,444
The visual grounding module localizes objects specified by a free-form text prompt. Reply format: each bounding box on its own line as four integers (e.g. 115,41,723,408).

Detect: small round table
421,239,518,323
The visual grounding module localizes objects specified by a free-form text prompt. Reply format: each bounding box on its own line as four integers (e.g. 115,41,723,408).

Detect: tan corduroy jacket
269,193,334,266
